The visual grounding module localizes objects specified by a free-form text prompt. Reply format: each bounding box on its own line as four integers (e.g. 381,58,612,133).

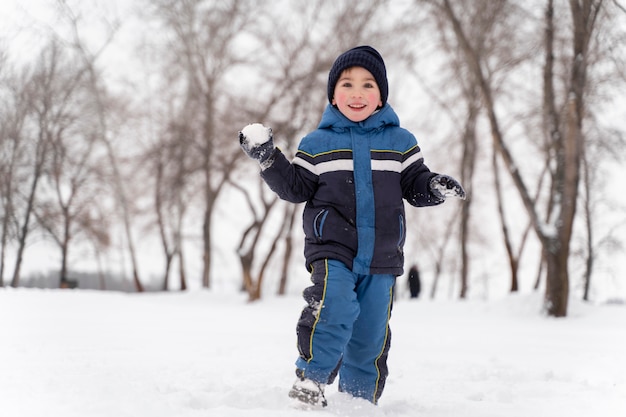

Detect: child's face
331,67,383,122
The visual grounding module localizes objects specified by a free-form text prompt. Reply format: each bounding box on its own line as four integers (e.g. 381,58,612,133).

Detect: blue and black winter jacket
261,103,443,276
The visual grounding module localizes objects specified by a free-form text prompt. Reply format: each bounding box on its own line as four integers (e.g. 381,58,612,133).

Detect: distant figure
408,264,421,299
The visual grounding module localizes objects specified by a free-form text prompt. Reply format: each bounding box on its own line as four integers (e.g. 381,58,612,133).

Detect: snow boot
288,377,328,408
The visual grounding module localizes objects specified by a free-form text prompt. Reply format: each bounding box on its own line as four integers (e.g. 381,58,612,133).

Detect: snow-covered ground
1,288,625,417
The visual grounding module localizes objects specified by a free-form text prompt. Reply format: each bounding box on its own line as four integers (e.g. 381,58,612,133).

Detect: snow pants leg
295,258,395,404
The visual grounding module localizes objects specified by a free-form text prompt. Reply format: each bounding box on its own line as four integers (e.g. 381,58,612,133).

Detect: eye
340,82,352,88
364,82,375,88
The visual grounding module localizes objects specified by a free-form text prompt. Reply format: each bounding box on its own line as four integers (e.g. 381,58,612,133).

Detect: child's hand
238,123,275,164
429,174,466,200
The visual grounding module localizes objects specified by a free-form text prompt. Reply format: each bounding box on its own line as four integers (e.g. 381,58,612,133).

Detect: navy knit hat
327,45,388,107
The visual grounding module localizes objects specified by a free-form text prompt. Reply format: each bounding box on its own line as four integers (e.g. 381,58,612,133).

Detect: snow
2,289,625,416
241,123,272,147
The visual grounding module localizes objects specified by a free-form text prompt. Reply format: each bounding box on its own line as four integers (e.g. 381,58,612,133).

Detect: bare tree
146,0,267,289
2,31,114,289
419,0,534,298
539,0,602,315
14,9,111,288
151,120,193,291
36,125,106,289
2,50,75,289
277,204,298,296
427,207,461,299
492,146,542,293
56,0,144,292
7,44,65,288
425,0,606,316
231,179,280,301
575,2,626,300
0,59,27,287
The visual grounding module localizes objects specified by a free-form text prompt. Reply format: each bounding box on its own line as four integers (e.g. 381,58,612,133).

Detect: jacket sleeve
260,148,318,203
401,157,444,208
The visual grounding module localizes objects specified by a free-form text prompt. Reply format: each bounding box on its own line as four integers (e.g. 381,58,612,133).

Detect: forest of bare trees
1,0,624,316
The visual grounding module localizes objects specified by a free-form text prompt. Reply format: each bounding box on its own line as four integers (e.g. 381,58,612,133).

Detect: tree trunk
542,0,598,315
458,97,478,299
277,205,297,296
202,195,215,288
178,245,187,291
11,134,46,288
582,154,593,301
544,240,569,317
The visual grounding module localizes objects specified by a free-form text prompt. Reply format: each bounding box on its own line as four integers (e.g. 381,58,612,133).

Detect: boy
238,45,465,407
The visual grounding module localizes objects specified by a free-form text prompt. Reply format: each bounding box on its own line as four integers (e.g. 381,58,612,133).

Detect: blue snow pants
295,258,395,404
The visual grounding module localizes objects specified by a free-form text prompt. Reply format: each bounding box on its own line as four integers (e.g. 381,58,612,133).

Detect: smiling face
331,67,383,122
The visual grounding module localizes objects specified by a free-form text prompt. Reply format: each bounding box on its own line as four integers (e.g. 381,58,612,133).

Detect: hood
318,103,400,131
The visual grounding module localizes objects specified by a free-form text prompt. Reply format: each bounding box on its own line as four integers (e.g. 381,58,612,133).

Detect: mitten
429,174,466,200
238,123,275,165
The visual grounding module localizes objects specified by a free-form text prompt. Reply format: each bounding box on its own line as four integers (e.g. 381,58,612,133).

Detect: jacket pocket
313,209,329,242
397,214,406,251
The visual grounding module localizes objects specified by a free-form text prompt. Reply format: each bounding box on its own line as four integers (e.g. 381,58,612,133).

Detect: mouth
348,103,367,110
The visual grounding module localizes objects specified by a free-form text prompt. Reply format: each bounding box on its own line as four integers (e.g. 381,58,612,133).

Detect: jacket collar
318,103,400,131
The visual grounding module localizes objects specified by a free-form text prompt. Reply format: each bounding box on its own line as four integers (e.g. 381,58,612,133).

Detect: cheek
367,92,382,105
333,91,347,104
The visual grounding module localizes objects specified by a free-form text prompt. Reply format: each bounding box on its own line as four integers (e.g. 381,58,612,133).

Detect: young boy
238,45,465,407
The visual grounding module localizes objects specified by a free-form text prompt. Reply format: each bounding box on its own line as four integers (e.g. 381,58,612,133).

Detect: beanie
327,45,388,107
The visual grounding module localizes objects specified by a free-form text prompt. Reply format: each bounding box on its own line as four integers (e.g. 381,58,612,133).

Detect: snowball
241,123,271,146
